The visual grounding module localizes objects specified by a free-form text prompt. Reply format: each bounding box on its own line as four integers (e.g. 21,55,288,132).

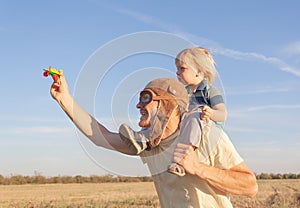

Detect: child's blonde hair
175,47,217,83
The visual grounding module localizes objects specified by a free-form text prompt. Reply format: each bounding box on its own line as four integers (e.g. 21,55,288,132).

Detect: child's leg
119,124,150,155
168,109,203,176
118,107,173,155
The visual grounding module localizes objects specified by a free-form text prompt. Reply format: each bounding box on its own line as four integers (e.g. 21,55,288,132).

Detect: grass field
0,180,299,208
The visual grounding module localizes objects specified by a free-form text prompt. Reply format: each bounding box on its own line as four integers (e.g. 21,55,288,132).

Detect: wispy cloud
0,126,73,135
225,126,260,133
227,87,290,95
229,104,300,118
214,47,300,77
115,8,300,77
246,104,300,112
248,88,289,94
115,9,181,34
283,41,300,56
115,8,220,49
0,115,68,123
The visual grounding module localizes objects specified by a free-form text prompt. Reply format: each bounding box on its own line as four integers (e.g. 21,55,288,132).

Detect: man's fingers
173,154,183,164
173,143,194,163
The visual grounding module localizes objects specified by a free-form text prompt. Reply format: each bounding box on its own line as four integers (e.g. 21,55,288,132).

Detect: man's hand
172,143,200,175
173,143,258,197
50,75,71,105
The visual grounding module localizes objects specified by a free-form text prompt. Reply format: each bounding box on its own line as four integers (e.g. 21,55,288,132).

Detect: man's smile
139,109,148,121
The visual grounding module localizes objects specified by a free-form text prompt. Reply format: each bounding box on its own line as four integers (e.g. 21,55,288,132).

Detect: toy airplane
43,67,63,82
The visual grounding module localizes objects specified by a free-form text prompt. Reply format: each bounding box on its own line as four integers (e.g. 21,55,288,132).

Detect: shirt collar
186,80,208,93
160,130,180,146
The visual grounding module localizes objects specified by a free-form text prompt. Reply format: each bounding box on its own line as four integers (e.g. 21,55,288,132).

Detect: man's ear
160,100,178,117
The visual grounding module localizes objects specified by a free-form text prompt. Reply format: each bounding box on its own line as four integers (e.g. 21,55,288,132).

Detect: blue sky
0,0,299,177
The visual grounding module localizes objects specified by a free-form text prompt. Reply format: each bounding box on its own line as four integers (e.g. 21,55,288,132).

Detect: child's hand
201,105,212,120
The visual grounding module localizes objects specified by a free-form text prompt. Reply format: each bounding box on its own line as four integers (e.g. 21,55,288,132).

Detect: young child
175,47,227,122
119,47,227,176
167,47,227,176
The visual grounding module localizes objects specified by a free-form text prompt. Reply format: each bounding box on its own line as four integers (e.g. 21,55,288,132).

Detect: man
50,76,257,207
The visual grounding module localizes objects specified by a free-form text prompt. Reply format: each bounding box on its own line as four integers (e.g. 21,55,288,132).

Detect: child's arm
201,103,227,122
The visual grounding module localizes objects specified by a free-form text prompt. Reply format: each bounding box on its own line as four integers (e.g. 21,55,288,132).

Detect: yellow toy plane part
43,67,63,82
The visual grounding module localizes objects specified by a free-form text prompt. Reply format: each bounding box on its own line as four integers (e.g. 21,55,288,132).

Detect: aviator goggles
139,89,174,105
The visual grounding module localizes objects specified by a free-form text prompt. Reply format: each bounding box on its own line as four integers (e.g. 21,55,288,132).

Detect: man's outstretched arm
50,76,136,155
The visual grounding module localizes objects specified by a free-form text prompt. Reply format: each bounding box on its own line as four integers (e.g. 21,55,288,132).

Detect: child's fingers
202,105,208,111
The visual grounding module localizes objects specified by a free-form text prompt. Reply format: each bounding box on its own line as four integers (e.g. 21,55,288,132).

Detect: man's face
136,90,160,128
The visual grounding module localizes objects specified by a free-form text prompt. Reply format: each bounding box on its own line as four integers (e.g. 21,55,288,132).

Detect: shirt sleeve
212,131,244,169
208,85,224,107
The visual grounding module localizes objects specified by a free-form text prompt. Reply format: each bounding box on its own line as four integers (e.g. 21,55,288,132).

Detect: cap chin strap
148,101,178,148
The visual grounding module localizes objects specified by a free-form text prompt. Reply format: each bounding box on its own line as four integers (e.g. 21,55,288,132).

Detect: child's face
176,62,203,86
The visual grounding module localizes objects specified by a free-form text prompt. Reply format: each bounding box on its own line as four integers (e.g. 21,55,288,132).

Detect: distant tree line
0,173,299,185
256,173,300,180
0,174,153,185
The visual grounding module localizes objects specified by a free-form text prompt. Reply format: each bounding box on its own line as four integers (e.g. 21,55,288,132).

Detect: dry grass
0,182,159,208
0,180,299,207
231,179,300,208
